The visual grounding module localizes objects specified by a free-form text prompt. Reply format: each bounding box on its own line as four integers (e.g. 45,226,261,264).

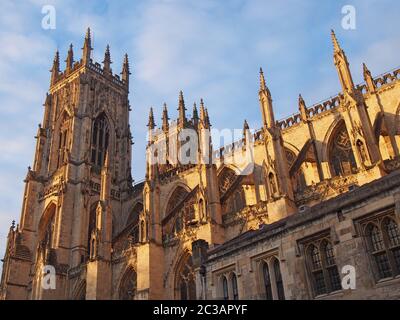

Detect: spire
162,103,169,132
259,67,267,91
103,45,112,75
177,90,187,127
243,119,249,131
199,98,207,123
298,94,308,122
258,67,275,128
331,29,341,53
205,108,211,127
243,119,250,140
82,27,92,65
121,53,130,86
192,102,199,127
147,107,155,129
363,63,376,94
50,50,60,85
65,44,74,73
331,29,355,95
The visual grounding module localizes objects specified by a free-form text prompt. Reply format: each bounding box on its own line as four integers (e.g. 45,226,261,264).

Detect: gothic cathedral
1,29,400,300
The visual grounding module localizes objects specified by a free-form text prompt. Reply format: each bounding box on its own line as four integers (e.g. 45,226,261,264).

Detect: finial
177,90,187,127
299,94,308,122
65,43,74,72
147,107,155,129
82,27,92,65
103,44,112,74
11,220,15,230
162,103,169,131
363,63,376,93
50,51,60,84
243,119,249,130
259,67,267,91
193,102,199,119
331,29,341,52
121,53,131,86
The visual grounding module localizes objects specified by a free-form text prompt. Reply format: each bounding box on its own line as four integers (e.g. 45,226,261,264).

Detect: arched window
321,241,341,292
231,274,239,300
308,245,326,296
329,122,357,177
366,223,391,279
307,240,341,296
218,167,237,196
91,114,109,167
365,218,400,280
176,255,196,300
383,219,400,272
273,258,285,300
222,276,229,300
262,262,273,300
119,267,137,300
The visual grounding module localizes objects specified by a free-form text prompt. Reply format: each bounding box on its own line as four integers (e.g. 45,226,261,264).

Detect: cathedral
1,28,400,300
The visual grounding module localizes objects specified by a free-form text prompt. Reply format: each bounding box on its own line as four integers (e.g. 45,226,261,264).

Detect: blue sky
0,0,400,265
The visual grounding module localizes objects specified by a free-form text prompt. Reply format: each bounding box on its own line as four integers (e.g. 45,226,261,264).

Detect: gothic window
119,267,137,300
321,241,341,292
329,122,357,177
305,238,341,297
218,167,237,196
273,258,285,300
231,274,239,300
177,255,196,300
363,216,400,280
285,148,296,169
91,114,109,167
262,262,273,300
165,186,189,217
222,276,229,300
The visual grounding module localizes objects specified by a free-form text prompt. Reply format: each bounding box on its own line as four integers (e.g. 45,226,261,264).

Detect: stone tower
0,28,133,300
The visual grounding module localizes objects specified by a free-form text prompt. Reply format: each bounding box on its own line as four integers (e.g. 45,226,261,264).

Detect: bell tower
0,28,133,300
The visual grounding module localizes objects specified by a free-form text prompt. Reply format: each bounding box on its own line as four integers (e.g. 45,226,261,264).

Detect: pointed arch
38,202,57,242
174,252,196,300
119,266,137,300
164,184,191,218
327,120,357,177
218,166,238,196
72,280,86,300
91,112,110,167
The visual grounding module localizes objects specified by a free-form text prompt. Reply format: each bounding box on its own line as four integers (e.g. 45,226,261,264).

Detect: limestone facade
1,29,400,300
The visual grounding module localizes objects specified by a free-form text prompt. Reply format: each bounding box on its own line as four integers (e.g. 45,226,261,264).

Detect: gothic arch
126,202,143,227
174,251,196,300
321,116,345,162
326,119,357,177
91,112,111,167
72,280,86,300
118,266,137,300
163,183,191,219
217,166,238,196
38,202,57,242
